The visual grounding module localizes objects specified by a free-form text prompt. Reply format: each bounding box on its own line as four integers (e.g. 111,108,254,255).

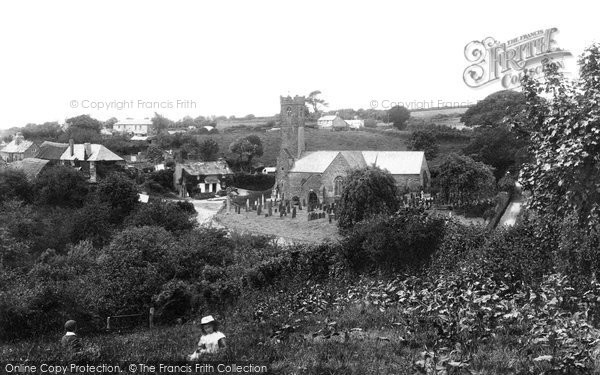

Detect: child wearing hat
188,315,226,360
61,320,83,353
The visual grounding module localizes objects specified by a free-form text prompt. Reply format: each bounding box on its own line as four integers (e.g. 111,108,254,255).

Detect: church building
275,96,430,205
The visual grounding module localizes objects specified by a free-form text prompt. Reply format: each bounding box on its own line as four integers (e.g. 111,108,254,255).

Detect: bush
341,209,445,273
0,169,33,204
125,201,196,233
223,173,275,191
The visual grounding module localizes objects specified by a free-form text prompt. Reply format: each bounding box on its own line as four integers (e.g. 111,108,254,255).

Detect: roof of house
318,115,339,121
36,141,69,160
1,138,35,154
60,144,123,162
9,158,50,179
181,160,233,176
289,151,426,175
114,118,153,126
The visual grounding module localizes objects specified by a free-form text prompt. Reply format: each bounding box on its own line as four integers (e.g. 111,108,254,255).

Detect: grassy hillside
198,128,467,168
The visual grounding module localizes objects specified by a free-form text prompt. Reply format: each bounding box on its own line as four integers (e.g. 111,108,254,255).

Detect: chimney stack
84,143,92,160
14,132,23,145
69,139,74,157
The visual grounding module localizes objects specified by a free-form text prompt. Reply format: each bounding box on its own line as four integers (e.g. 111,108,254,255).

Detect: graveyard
214,196,341,244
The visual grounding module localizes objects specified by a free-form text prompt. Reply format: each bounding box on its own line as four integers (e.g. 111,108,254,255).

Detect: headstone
280,210,283,217
292,207,296,218
329,214,332,223
257,205,262,215
287,205,291,214
268,206,272,216
302,198,306,207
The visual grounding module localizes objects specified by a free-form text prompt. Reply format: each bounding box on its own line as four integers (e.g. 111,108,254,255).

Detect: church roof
290,150,426,175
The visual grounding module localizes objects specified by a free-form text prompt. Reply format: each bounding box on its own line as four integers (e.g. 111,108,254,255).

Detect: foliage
152,113,174,134
341,210,445,272
59,115,103,143
228,135,263,165
407,130,439,160
198,139,220,161
433,153,496,201
388,105,410,130
511,45,600,226
69,199,113,247
146,144,164,163
0,169,33,203
125,201,196,233
100,135,147,156
461,89,526,127
20,122,63,142
96,172,139,223
337,166,399,230
222,173,275,191
146,169,174,191
306,90,329,119
463,125,529,180
34,166,89,207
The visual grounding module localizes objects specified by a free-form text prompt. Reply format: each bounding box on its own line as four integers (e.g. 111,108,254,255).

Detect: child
188,315,226,360
61,320,83,354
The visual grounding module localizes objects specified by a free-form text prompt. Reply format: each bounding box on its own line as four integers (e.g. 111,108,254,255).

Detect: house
262,167,277,175
275,96,430,205
0,133,39,162
317,115,348,130
173,160,233,197
8,158,50,180
59,140,124,182
345,119,364,130
36,141,69,164
113,118,153,136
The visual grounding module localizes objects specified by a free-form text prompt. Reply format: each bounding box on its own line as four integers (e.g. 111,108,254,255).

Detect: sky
0,0,599,129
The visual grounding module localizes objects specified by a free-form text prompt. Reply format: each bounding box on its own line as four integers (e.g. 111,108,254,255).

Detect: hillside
198,127,468,168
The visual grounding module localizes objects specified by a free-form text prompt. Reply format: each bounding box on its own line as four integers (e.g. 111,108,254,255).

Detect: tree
104,117,119,130
388,105,410,130
337,166,399,230
0,169,33,203
152,113,174,134
34,166,89,207
511,44,600,225
434,153,496,202
306,90,329,118
229,135,263,164
408,130,439,160
58,115,103,143
146,144,164,164
199,139,219,161
65,115,103,132
96,173,139,223
462,125,529,180
461,90,527,127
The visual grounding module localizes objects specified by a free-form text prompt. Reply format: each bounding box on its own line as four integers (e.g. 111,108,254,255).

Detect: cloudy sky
0,0,598,129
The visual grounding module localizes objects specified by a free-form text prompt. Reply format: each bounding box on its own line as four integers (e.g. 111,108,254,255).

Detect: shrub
125,201,196,233
341,209,445,273
0,169,33,204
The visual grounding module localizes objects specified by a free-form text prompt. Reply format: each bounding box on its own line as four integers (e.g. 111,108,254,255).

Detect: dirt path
190,199,226,227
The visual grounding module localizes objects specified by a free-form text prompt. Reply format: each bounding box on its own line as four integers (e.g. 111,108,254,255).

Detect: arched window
334,176,344,197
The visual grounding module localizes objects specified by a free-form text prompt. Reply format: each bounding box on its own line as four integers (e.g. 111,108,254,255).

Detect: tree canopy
408,130,439,160
337,166,399,230
511,44,600,225
388,105,410,130
434,153,496,201
461,90,527,127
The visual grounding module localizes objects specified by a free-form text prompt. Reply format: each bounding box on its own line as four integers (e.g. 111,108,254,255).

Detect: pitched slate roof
318,115,339,121
182,160,233,176
36,141,69,160
1,138,34,154
290,151,426,175
60,144,123,162
9,158,50,180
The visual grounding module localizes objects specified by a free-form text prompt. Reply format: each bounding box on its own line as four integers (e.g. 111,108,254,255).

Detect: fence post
106,317,111,331
149,307,155,329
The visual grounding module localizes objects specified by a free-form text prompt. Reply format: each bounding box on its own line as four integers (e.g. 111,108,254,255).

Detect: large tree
229,135,263,164
511,44,600,225
199,139,220,161
408,130,439,160
434,153,496,202
34,166,89,207
461,90,527,127
337,166,399,230
306,90,329,118
0,169,33,204
96,173,139,223
388,105,410,130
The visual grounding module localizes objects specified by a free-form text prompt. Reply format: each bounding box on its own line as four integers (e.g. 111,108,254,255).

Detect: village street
189,198,225,227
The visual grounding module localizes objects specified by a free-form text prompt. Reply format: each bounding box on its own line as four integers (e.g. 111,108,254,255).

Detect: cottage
345,119,364,130
0,133,39,162
173,160,233,197
276,96,430,205
317,115,348,130
113,118,153,136
59,140,124,182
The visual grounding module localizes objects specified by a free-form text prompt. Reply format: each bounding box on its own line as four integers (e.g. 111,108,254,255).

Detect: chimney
69,139,74,157
14,132,23,145
84,143,92,160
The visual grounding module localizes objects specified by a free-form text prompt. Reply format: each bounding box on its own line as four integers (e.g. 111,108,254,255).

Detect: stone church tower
275,95,306,200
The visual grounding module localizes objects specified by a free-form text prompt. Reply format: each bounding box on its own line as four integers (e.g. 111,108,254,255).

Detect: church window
334,176,344,197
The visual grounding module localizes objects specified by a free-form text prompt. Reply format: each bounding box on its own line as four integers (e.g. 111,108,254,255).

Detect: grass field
197,127,468,168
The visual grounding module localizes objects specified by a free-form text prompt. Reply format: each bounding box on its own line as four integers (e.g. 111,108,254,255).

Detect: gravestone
292,207,296,218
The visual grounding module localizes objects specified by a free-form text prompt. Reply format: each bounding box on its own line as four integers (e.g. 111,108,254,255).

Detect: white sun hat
200,315,216,325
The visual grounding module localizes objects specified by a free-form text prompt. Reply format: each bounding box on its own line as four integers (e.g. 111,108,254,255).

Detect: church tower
275,95,306,199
